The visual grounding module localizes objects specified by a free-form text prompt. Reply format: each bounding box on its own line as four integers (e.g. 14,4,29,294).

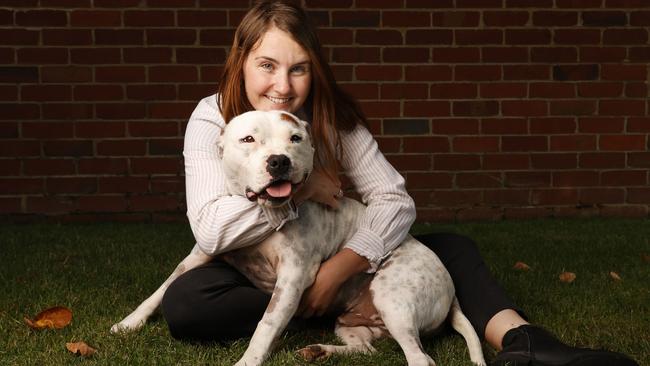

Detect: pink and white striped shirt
183,94,415,271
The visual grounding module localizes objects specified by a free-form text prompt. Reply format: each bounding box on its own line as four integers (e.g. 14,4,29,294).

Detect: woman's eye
290,65,308,75
290,135,302,143
260,63,273,72
240,136,255,143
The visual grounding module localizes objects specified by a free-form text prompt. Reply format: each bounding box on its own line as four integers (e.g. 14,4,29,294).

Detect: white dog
112,110,485,366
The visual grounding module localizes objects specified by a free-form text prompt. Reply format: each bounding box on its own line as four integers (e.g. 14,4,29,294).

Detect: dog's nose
266,154,291,177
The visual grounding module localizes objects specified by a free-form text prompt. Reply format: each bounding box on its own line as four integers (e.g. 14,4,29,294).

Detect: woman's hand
297,248,370,318
293,168,342,209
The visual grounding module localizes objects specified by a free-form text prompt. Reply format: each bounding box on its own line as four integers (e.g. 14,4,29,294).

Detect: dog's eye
240,136,255,143
290,135,302,143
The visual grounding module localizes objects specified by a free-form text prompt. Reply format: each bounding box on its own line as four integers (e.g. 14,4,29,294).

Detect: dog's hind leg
297,325,382,361
448,297,486,366
110,244,211,333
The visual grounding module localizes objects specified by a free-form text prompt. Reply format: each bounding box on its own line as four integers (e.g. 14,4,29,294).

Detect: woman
162,1,637,365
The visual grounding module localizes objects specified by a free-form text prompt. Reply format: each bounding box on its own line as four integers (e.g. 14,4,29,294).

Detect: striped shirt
184,94,416,272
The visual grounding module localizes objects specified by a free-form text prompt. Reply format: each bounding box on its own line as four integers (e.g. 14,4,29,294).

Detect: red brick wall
1,0,649,223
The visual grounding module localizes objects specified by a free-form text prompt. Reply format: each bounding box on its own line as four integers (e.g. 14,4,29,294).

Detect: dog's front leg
235,255,319,366
111,244,211,333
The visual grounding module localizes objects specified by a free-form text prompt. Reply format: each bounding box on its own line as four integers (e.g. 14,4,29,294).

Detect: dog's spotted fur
112,110,485,366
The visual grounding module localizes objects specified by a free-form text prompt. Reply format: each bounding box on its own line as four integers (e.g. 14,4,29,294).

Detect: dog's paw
297,345,331,362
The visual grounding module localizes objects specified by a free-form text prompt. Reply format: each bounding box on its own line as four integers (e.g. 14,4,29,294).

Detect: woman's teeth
266,95,291,104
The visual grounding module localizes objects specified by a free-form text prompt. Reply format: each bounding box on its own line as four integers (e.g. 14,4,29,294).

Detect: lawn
1,218,648,365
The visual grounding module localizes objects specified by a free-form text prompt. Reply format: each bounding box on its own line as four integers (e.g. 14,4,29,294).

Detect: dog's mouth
245,178,303,202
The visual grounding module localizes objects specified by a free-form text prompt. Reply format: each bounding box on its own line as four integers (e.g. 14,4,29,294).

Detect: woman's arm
184,95,298,255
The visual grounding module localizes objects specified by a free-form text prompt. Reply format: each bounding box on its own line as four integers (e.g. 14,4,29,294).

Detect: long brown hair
217,0,366,179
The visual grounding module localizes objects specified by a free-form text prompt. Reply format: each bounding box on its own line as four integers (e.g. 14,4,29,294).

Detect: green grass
1,219,649,365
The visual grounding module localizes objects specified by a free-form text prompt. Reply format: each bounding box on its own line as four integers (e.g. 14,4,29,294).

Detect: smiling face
243,27,312,114
219,110,314,208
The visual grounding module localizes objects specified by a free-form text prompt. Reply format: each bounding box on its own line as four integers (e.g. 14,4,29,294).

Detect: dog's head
219,110,314,208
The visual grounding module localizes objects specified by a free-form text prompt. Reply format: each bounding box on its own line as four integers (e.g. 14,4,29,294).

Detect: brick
43,140,93,157
405,30,452,45
550,135,597,151
483,154,529,170
43,30,92,46
149,138,183,155
531,153,577,169
98,177,149,193
0,122,19,138
41,0,91,6
26,197,75,214
42,103,92,120
578,117,624,133
70,10,121,27
124,10,174,27
124,47,173,63
0,48,14,63
0,159,20,175
579,152,626,169
434,155,481,170
455,65,501,81
553,64,599,81
503,65,550,80
149,66,198,82
97,140,147,156
430,83,477,99
21,85,72,101
432,118,479,135
131,157,181,174
95,66,146,82
387,154,432,171
629,188,650,203
0,67,39,83
75,122,125,138
582,11,627,26
577,82,623,98
502,136,548,152
630,11,650,26
47,177,96,194
305,0,353,7
403,101,450,117
0,29,40,45
332,11,379,27
601,64,647,80
604,29,648,45
383,11,431,27
532,189,578,205
625,83,647,98
95,29,144,45
507,0,553,7
480,83,527,98
432,11,480,27
550,100,596,116
505,172,551,187
15,10,67,26
149,102,196,119
506,29,552,45
77,196,128,212
41,66,92,83
453,101,499,117
332,47,380,63
129,121,179,137
482,47,528,63
531,47,577,63
456,29,503,45
453,136,499,152
599,135,646,151
199,0,250,7
502,101,548,117
341,83,379,100
151,177,184,193
127,85,177,101
599,100,645,116
579,47,627,62
78,158,128,174
628,118,650,133
406,172,453,190
533,11,578,26
553,171,599,187
530,83,575,98
23,122,73,139
17,48,68,64
580,188,624,204
432,190,483,207
71,48,121,64
383,119,430,135
73,85,124,101
96,103,147,119
177,10,227,26
375,137,400,153
600,205,648,218
482,118,528,134
356,65,402,81
383,47,430,63
200,29,236,46
432,48,480,63
483,11,529,26
554,29,601,45
24,159,75,175
177,84,216,101
484,189,531,205
403,137,450,153
0,178,43,194
457,207,503,222
0,198,21,214
380,83,426,99
601,170,647,186
318,29,353,45
530,118,577,134
555,0,605,8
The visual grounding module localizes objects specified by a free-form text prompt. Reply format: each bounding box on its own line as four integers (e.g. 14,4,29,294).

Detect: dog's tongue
266,181,292,198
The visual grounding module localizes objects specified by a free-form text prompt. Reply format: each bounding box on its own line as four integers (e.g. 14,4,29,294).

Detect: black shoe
491,325,638,366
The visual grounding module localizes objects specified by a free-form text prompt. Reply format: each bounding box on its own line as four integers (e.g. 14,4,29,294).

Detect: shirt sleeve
339,124,417,272
183,95,299,255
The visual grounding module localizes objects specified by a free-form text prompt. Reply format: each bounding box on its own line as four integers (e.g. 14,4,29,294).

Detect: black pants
161,233,523,342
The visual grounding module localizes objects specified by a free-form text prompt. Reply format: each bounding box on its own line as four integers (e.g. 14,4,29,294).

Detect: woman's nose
273,73,291,94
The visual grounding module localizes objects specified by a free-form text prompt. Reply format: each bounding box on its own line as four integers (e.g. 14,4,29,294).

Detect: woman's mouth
265,95,292,105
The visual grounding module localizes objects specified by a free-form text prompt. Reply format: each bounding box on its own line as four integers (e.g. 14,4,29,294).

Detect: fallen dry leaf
559,271,576,283
66,341,96,357
609,271,622,281
513,261,531,271
24,306,72,330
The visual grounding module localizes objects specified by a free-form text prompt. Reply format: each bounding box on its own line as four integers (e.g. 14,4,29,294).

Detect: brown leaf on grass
24,306,72,330
66,342,96,357
559,271,576,283
609,271,622,281
642,253,650,263
513,261,531,271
